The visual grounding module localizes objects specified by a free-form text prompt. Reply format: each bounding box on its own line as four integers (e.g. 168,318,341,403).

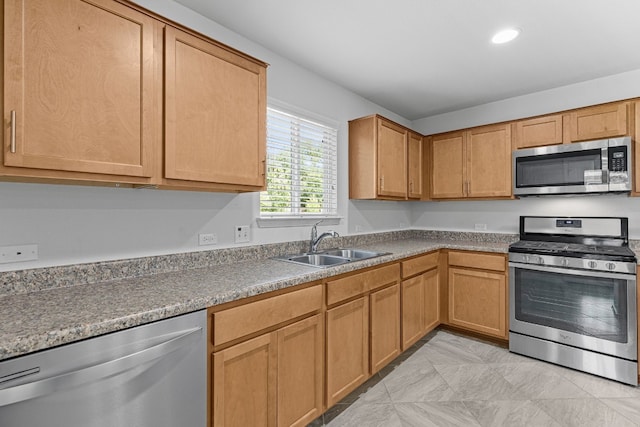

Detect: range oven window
514,268,628,343
515,149,602,188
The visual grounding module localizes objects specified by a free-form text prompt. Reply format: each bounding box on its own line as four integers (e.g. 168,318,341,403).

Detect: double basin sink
276,248,389,268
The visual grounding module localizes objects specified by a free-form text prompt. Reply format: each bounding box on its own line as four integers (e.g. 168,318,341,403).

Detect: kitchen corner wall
0,0,411,272
410,68,640,239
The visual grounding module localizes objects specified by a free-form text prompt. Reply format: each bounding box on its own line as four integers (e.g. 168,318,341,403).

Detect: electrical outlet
474,223,488,231
0,244,38,264
235,225,250,243
198,233,217,246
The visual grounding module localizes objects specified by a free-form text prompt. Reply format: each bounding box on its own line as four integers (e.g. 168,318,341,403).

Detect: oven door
509,262,637,361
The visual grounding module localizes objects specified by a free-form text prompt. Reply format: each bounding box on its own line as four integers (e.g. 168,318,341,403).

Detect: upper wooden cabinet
2,0,156,183
431,132,464,198
407,131,424,199
349,114,424,200
635,100,640,194
2,0,267,192
377,119,407,198
430,124,512,199
514,114,564,149
569,101,630,142
514,101,631,149
163,26,266,190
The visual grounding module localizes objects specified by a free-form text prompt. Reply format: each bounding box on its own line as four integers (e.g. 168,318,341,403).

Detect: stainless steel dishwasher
0,309,207,427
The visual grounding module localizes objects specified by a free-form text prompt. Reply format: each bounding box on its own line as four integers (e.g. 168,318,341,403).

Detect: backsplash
0,230,516,297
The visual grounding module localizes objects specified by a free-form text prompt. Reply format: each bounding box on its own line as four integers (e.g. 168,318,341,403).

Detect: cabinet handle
409,181,413,193
380,176,384,189
10,110,16,153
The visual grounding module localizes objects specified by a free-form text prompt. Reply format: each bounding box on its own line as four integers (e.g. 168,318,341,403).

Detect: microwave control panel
608,146,627,172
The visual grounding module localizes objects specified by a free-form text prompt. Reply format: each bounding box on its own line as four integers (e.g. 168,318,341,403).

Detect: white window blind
260,107,338,217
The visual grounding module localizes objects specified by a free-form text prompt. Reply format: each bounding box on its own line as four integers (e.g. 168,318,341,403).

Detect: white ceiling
175,0,640,120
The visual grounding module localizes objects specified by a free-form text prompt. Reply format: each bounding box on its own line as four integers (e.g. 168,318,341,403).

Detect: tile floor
309,329,640,427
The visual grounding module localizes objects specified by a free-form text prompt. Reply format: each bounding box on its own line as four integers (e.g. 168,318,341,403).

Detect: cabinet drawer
402,251,439,278
213,285,322,346
448,251,505,272
326,264,399,306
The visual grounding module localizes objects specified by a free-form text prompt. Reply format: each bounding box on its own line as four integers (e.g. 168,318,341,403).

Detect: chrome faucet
309,220,339,253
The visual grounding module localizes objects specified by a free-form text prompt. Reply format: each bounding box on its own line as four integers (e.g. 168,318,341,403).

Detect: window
260,106,338,218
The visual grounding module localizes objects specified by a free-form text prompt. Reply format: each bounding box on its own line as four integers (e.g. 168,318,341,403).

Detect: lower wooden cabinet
210,250,511,425
401,268,440,349
401,252,441,349
277,315,324,427
212,332,277,427
448,267,506,339
370,283,401,373
326,296,369,407
212,313,323,427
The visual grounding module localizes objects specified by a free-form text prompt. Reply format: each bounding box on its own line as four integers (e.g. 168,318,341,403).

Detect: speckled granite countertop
0,230,523,361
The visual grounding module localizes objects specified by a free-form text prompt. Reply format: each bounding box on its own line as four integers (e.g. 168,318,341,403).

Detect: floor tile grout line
594,397,640,426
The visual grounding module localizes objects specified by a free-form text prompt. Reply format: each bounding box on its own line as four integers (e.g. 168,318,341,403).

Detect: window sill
256,216,342,228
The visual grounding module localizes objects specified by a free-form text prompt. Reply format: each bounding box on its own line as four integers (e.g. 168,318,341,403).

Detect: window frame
258,100,341,228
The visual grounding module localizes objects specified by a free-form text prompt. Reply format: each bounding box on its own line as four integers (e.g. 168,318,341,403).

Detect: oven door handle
509,262,637,281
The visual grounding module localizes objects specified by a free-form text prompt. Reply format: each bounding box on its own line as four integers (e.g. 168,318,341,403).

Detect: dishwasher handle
0,326,202,407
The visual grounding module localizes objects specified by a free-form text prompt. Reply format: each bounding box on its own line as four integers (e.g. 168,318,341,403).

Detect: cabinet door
569,102,629,142
401,268,440,350
377,119,407,198
448,267,506,338
407,132,423,199
467,124,512,198
4,0,155,178
423,268,440,333
277,314,323,427
431,132,465,198
164,26,266,187
213,333,277,427
401,275,424,350
326,296,369,407
370,283,400,373
515,114,564,148
635,101,640,193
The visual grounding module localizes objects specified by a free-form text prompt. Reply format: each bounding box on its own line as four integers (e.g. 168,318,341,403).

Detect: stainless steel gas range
509,216,638,385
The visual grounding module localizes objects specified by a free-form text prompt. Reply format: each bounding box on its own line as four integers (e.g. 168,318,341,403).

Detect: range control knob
522,255,530,263
606,262,616,271
588,260,598,269
561,258,569,267
537,256,545,265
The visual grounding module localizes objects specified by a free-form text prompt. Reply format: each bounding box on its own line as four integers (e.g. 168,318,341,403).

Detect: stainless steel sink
319,248,383,259
275,248,389,268
285,254,350,267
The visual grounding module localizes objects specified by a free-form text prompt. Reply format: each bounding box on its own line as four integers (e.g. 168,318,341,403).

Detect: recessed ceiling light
491,28,521,44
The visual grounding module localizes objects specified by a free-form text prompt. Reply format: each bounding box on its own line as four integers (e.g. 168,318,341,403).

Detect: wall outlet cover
0,244,38,264
235,225,250,243
198,233,218,246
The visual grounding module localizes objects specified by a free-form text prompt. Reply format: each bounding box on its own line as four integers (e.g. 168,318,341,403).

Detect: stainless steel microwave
513,137,632,196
